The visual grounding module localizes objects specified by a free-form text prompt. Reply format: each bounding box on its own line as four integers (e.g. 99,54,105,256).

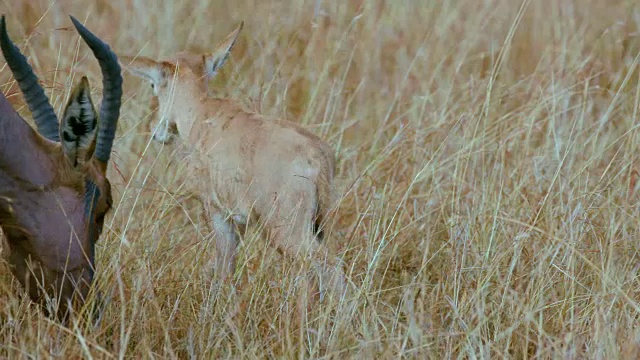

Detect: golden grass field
1,0,640,358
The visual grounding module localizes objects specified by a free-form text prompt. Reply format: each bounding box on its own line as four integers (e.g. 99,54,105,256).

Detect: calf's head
119,22,243,143
0,15,122,321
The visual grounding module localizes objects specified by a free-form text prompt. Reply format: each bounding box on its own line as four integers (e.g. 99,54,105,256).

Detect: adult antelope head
0,15,122,321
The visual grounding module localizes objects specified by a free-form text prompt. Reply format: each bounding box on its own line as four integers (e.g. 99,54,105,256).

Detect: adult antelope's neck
0,92,55,186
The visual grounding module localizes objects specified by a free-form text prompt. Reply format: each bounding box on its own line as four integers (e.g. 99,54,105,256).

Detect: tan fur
120,22,345,299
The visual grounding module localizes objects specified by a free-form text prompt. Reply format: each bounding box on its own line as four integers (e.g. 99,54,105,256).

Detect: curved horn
69,16,122,164
0,15,60,142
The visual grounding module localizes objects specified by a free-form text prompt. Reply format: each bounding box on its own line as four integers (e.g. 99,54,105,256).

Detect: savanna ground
1,0,640,358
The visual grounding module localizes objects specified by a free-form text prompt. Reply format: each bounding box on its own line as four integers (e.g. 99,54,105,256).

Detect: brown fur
120,22,345,299
0,83,113,321
0,17,121,323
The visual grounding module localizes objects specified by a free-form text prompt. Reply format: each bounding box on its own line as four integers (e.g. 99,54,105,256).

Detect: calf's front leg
205,209,240,283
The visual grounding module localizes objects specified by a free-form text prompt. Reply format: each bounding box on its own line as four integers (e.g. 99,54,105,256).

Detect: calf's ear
203,21,244,79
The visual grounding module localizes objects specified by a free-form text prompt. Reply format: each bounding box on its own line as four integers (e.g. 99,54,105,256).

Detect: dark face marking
82,177,112,282
84,179,100,279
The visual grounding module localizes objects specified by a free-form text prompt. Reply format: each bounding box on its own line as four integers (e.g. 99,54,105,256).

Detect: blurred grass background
1,0,640,358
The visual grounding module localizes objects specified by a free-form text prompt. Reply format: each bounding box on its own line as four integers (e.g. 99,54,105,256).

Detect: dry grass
1,0,640,358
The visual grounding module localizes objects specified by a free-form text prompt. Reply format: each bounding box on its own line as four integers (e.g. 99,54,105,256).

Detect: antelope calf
0,15,122,321
120,22,345,299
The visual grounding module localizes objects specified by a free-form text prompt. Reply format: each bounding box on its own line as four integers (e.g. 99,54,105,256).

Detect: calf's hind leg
268,193,346,301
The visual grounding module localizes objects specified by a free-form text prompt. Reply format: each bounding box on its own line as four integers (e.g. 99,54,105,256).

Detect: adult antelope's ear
203,21,243,79
60,76,98,167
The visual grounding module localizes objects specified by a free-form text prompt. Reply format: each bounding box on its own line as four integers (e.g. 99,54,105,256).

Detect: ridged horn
0,15,60,142
69,15,122,164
